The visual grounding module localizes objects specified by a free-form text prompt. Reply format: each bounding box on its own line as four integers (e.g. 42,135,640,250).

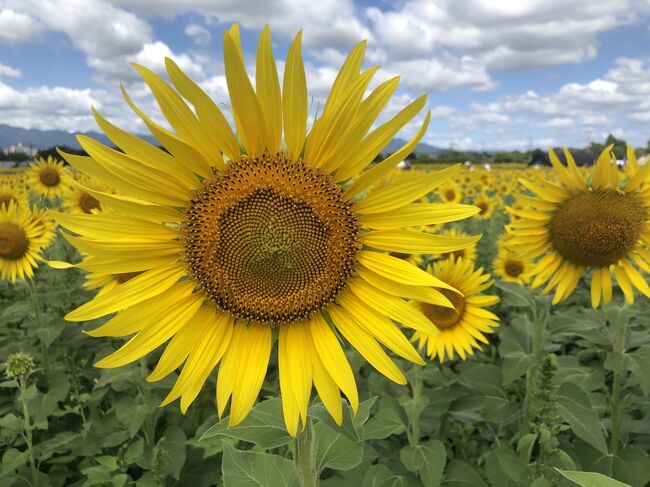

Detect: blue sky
1,0,650,151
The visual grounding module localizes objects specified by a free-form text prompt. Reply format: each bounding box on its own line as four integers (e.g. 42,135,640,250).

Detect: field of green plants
2,161,649,487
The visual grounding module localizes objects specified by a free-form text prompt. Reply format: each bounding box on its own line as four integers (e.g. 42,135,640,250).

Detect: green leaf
624,346,650,396
362,465,409,487
311,397,377,441
115,397,147,437
200,398,292,449
158,425,187,480
495,281,533,307
221,444,300,487
496,454,529,483
313,421,363,473
399,439,446,487
443,460,487,487
363,407,406,440
556,382,608,454
484,447,528,487
556,469,632,487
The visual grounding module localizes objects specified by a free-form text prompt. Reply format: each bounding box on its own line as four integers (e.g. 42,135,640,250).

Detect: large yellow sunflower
412,257,499,362
0,202,47,282
52,25,481,435
507,145,650,307
27,156,71,199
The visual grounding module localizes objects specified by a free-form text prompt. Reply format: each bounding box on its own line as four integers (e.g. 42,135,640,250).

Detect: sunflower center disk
39,168,60,187
505,260,524,277
549,190,645,267
79,193,101,214
420,288,465,330
183,153,359,325
0,223,29,260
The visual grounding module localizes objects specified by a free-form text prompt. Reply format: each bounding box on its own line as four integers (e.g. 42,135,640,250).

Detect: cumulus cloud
0,8,41,43
0,62,21,78
185,23,212,46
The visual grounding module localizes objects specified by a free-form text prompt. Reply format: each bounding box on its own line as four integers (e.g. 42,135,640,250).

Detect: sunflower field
2,24,650,487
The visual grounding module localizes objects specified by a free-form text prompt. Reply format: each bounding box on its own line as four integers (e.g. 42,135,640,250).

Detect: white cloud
0,9,41,43
185,23,212,46
0,62,21,78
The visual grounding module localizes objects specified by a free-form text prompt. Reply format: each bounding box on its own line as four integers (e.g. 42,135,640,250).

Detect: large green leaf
399,439,446,487
556,469,631,487
313,421,364,473
221,444,300,487
556,382,608,454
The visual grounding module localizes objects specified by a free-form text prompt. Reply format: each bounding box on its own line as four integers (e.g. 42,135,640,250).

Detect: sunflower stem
609,317,628,455
295,419,318,487
26,279,50,377
522,297,549,434
19,375,38,487
408,366,424,447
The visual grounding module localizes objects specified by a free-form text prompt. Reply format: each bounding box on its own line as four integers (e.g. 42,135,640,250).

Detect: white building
4,142,38,157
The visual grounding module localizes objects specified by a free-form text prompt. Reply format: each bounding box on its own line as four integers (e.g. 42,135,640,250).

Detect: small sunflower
473,192,495,219
63,177,112,214
29,206,56,249
493,243,532,285
438,182,462,204
0,182,27,209
27,156,70,199
412,257,499,362
0,202,47,282
53,25,481,435
507,145,650,307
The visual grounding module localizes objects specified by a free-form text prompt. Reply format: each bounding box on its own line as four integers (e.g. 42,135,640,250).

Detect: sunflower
0,202,47,282
507,145,650,307
412,257,499,362
438,181,462,203
53,25,481,435
63,177,111,214
432,227,477,263
493,242,532,285
0,182,27,209
29,206,56,250
473,192,495,219
27,156,70,199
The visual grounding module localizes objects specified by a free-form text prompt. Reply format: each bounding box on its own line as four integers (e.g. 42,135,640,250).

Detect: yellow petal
282,30,308,159
256,25,282,153
358,251,456,289
345,111,431,196
66,263,186,321
95,292,203,368
329,305,406,384
363,230,481,254
355,164,459,214
309,314,358,413
223,31,268,155
359,202,479,229
309,340,343,425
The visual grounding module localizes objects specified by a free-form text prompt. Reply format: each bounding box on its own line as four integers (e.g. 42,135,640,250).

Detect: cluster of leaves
2,234,650,486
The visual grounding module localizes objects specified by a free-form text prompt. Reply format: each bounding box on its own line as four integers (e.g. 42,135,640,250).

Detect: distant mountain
382,138,446,155
0,124,445,156
0,123,157,151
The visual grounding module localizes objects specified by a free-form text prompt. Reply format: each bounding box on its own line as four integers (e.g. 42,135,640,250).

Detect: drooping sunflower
507,145,650,307
52,25,481,435
0,202,47,282
412,257,499,362
27,156,71,199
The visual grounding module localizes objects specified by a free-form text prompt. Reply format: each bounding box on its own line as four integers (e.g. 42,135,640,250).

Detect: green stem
408,367,423,447
522,299,548,434
19,376,38,487
295,420,317,487
609,320,628,455
26,280,50,376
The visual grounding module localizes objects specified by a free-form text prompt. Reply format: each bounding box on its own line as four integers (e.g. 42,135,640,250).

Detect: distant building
4,142,38,157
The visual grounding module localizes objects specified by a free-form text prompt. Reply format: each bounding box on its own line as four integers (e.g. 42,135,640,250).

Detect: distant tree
604,133,626,159
494,152,515,163
37,145,86,161
405,152,417,161
0,150,31,163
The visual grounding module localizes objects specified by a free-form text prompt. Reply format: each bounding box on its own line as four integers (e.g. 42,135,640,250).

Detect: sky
2,0,650,151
